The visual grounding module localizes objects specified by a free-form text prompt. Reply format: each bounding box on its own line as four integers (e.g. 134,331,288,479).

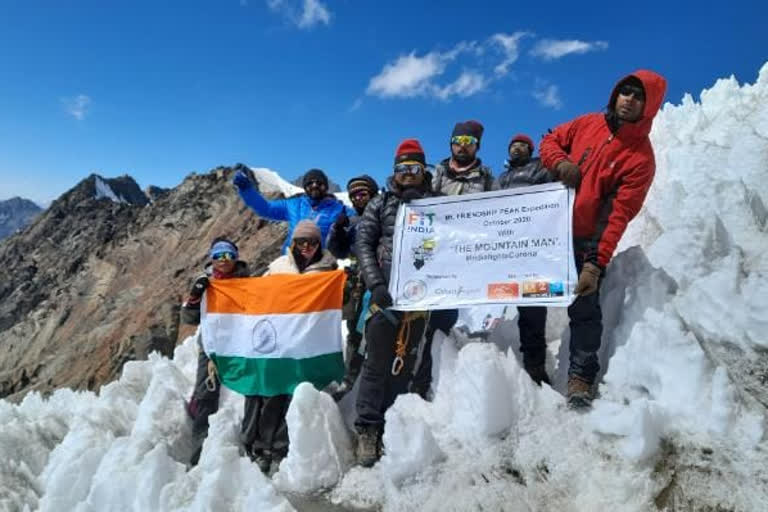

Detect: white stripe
201,310,342,359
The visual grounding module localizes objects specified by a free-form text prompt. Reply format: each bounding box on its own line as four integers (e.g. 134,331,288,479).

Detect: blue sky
1,0,766,204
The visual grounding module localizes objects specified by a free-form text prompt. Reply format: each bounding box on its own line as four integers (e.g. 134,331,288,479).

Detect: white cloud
530,39,608,60
266,0,331,29
348,98,363,112
434,71,487,100
298,0,330,28
62,94,91,120
366,42,486,100
366,51,448,98
490,31,530,76
533,83,562,109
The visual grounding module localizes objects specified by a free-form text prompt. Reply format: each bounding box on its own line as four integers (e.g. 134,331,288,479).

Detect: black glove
189,276,209,300
334,210,349,228
556,161,582,188
371,284,393,309
233,170,252,191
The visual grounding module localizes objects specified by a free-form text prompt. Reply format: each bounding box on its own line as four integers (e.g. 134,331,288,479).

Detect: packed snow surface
2,64,768,511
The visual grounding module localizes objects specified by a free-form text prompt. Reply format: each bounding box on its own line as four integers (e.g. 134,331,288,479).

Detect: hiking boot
567,375,594,409
249,449,272,474
356,426,382,468
524,364,551,386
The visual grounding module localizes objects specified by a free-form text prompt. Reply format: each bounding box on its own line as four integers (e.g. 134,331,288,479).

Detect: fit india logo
402,280,427,301
252,319,278,354
412,237,437,270
406,211,436,234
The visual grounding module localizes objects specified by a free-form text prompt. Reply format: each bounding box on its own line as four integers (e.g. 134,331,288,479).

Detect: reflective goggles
617,84,645,101
304,179,326,188
211,251,236,261
393,162,425,175
450,135,478,146
294,237,320,248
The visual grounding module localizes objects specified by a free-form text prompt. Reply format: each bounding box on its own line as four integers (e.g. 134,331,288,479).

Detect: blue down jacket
238,187,356,253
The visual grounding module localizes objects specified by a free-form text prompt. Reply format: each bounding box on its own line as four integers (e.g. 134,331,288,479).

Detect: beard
452,152,475,166
507,152,529,167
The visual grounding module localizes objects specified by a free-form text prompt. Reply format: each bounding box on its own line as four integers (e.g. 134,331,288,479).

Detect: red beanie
394,139,426,166
509,134,534,154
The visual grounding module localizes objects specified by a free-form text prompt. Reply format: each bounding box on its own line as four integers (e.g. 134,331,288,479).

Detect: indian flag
201,270,346,396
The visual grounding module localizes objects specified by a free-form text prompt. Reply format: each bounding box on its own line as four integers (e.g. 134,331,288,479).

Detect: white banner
389,183,577,310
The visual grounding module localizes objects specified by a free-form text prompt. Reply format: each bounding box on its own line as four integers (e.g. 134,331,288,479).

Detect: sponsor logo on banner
412,237,437,270
487,282,520,299
406,211,436,234
403,279,428,301
521,280,564,298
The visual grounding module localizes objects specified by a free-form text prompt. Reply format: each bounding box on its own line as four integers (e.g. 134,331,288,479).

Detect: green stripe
210,352,345,397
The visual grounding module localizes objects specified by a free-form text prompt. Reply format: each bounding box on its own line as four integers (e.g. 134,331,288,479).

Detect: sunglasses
618,84,645,101
294,237,320,248
305,180,326,188
212,251,236,261
450,135,478,146
394,163,425,175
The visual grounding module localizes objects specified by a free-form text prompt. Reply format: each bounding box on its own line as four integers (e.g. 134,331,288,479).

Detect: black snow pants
355,310,428,429
240,394,291,456
518,306,548,369
188,351,221,435
410,308,458,396
568,254,605,382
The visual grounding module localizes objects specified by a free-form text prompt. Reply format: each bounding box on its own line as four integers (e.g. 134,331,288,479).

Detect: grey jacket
493,157,553,190
432,158,494,196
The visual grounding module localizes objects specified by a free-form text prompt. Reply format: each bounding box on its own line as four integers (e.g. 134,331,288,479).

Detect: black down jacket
493,157,553,190
355,179,433,290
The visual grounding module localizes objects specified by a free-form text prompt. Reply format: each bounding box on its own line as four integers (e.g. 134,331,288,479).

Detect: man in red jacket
540,69,667,408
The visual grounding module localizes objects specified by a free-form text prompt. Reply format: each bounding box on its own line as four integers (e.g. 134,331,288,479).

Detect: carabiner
204,375,218,392
391,356,404,376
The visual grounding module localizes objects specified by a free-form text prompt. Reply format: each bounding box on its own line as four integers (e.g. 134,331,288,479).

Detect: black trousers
355,310,427,429
410,309,458,395
568,256,604,382
189,351,221,435
518,306,547,368
343,301,365,385
240,394,291,456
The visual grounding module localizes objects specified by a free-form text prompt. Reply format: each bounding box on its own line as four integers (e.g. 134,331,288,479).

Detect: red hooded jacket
540,70,667,267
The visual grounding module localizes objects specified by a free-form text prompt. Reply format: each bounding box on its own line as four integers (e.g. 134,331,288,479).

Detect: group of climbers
179,69,667,471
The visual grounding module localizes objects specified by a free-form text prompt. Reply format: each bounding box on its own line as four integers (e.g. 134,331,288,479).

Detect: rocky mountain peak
0,165,285,401
0,196,43,240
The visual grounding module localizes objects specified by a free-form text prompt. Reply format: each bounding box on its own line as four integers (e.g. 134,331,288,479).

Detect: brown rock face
0,166,286,400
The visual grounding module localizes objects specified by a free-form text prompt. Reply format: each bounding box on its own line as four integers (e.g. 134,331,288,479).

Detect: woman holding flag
240,219,338,473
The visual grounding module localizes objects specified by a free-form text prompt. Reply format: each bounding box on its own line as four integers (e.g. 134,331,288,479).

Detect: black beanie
451,120,484,142
302,168,328,188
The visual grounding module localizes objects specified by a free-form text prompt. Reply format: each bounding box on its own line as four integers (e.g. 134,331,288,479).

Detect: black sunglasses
618,84,645,101
294,237,320,248
305,180,326,188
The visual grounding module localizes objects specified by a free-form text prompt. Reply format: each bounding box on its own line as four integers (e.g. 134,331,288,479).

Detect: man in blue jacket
233,166,356,253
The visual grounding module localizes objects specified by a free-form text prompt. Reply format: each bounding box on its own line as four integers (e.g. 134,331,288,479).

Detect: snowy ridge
93,176,125,203
2,64,768,512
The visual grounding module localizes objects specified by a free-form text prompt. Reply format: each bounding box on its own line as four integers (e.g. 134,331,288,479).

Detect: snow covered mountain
1,66,767,512
0,166,295,400
0,197,42,240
